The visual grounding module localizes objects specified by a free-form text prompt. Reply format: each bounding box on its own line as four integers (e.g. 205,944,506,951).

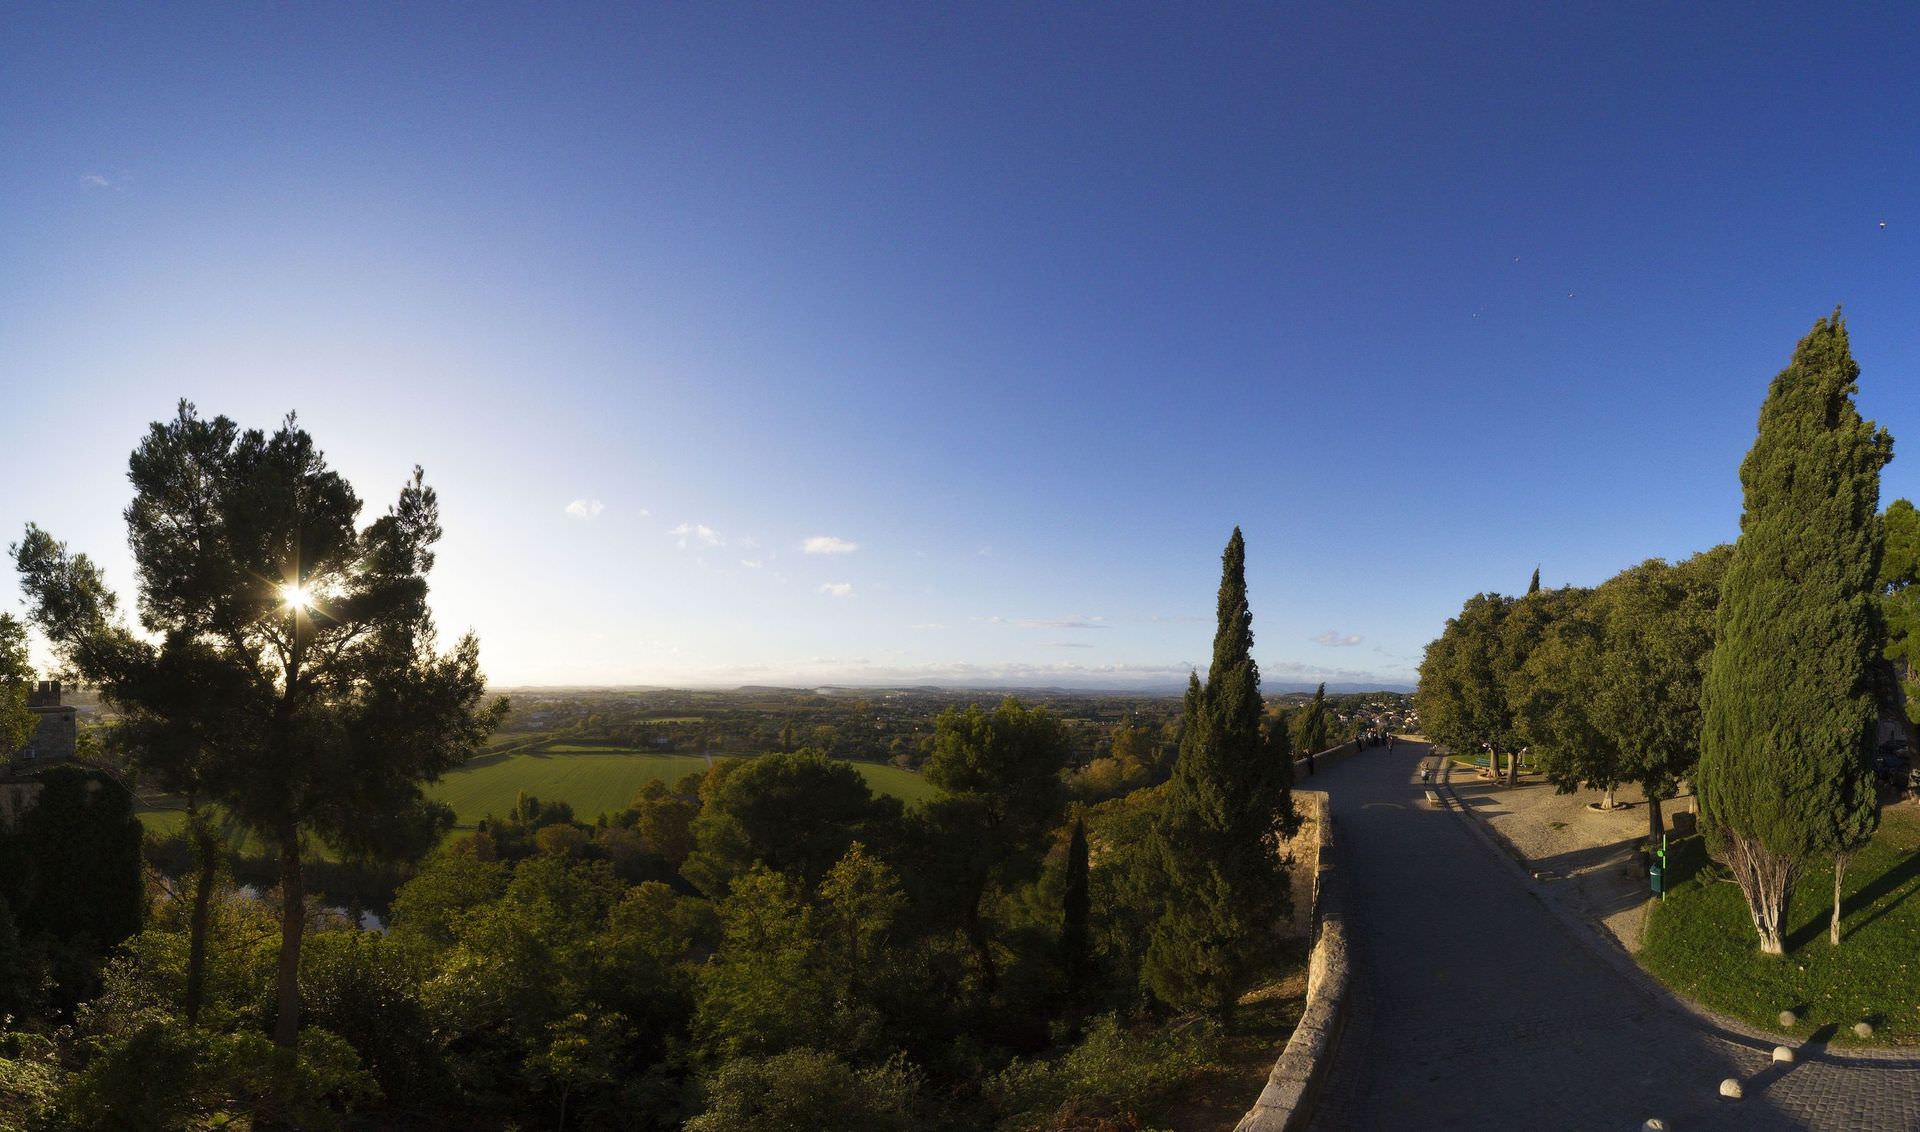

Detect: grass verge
1638,805,1920,1046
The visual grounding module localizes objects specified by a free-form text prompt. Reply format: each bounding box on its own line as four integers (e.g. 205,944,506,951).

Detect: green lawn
1639,807,1920,1046
136,746,939,843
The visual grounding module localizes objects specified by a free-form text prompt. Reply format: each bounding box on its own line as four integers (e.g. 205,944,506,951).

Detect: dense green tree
1495,583,1580,785
0,615,35,758
1512,589,1619,805
1595,548,1730,844
1878,498,1920,742
1698,314,1890,954
683,749,900,896
922,697,1070,995
1141,529,1291,1013
1418,592,1517,779
16,403,506,1045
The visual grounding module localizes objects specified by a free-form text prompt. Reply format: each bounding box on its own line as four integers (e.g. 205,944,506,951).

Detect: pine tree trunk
272,832,305,1047
1831,853,1850,946
1646,792,1663,848
1604,785,1616,811
184,807,218,1027
1506,749,1518,787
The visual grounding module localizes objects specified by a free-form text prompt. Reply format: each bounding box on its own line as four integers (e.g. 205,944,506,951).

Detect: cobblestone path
1303,742,1920,1132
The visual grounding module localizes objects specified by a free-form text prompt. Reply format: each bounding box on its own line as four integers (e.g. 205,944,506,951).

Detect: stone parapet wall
1234,790,1349,1132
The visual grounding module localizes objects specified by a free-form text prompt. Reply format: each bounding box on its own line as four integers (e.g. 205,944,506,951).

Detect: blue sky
5,3,1920,689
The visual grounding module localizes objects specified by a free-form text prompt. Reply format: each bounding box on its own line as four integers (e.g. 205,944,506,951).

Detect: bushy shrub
988,1013,1219,1131
686,1048,923,1132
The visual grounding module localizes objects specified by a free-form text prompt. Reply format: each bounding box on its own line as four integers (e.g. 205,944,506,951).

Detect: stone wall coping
1234,787,1349,1132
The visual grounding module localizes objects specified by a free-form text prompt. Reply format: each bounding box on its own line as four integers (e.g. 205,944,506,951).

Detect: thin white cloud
739,559,764,569
818,582,854,597
564,499,606,520
981,614,1108,630
669,522,724,549
1046,641,1094,649
80,173,111,188
976,545,993,556
803,535,859,555
1311,630,1365,647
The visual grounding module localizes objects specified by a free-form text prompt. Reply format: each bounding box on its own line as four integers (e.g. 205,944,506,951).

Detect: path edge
1234,790,1349,1132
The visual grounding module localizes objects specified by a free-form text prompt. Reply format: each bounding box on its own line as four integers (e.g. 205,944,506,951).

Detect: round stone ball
1719,1078,1744,1100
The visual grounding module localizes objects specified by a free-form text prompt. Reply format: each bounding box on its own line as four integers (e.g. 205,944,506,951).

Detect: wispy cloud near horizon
818,582,854,597
803,535,859,554
1311,629,1363,647
564,499,606,519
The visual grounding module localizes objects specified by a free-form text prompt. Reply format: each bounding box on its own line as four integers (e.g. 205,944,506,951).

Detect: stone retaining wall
1234,788,1349,1132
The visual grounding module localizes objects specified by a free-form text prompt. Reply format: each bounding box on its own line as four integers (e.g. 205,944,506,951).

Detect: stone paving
1304,742,1920,1132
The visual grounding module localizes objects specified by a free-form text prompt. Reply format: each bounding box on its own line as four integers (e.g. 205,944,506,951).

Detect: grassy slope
1639,806,1920,1046
136,744,938,843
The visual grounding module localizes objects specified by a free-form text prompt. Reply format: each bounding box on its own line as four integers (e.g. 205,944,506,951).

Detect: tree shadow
1529,834,1651,921
1786,849,1920,952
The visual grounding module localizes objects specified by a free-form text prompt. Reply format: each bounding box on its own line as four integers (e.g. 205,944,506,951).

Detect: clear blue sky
5,3,1919,689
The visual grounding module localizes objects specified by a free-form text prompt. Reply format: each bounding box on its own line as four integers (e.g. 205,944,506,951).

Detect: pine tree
1142,529,1291,1013
1698,313,1890,955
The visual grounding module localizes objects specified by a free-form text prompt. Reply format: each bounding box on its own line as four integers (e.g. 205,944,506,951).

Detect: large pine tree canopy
1698,312,1890,862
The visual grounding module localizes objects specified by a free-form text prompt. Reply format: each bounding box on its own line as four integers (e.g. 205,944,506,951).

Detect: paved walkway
1303,742,1920,1132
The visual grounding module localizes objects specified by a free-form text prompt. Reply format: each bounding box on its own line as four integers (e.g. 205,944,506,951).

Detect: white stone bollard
1719,1078,1743,1100
1771,1046,1793,1064
1777,1009,1797,1028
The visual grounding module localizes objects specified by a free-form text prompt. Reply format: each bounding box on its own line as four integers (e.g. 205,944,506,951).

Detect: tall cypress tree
1528,566,1541,595
1698,313,1890,955
1142,528,1291,1013
1296,682,1330,757
1061,814,1090,996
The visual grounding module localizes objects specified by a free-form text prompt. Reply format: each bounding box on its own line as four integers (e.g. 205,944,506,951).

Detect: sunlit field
136,743,938,844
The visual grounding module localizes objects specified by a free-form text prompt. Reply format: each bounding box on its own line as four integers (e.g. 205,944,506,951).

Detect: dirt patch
1447,767,1678,951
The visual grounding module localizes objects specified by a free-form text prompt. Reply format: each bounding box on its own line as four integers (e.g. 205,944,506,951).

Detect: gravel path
1302,742,1920,1131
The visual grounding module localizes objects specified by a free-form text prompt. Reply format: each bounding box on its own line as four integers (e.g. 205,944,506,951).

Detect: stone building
14,681,77,768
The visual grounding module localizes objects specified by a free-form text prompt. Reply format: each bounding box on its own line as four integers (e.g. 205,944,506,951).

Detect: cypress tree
1528,566,1541,595
1698,312,1890,955
1297,682,1330,757
1061,814,1090,995
1142,528,1291,1013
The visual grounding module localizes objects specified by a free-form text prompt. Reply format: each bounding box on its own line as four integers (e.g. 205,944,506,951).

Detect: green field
136,745,939,843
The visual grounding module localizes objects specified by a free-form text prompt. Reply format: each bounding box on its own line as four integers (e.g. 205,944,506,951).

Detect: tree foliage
1141,528,1291,1013
1698,313,1890,954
